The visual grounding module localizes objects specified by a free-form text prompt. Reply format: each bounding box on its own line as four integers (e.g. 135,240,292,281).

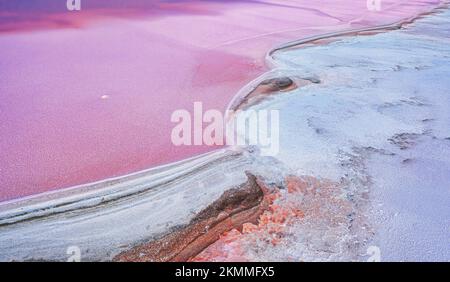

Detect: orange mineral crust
192,175,364,262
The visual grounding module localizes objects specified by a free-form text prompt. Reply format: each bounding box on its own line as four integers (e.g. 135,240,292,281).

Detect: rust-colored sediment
113,173,275,262
233,76,320,112
192,175,357,262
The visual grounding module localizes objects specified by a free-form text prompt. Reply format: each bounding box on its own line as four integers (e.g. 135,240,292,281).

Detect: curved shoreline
1,0,444,203
1,0,446,222
2,1,445,211
0,1,447,261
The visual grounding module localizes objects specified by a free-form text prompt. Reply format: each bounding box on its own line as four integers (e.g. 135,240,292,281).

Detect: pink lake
0,0,441,201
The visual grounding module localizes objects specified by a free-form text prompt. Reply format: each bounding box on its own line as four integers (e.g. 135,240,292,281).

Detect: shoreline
0,1,447,261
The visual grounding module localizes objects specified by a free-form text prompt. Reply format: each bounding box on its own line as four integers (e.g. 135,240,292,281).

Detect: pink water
0,0,440,201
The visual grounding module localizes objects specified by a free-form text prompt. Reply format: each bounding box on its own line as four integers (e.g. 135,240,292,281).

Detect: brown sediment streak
113,173,275,262
231,77,296,112
231,76,322,112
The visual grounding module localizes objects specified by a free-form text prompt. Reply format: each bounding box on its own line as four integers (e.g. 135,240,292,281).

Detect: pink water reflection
0,0,441,201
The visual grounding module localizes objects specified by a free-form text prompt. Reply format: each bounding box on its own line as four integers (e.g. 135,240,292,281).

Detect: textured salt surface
195,6,450,262
0,0,441,201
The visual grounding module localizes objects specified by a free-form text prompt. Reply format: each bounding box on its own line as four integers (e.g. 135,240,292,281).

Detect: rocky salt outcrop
114,173,276,262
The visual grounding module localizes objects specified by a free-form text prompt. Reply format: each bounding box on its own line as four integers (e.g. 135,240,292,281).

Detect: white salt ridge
0,150,253,261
